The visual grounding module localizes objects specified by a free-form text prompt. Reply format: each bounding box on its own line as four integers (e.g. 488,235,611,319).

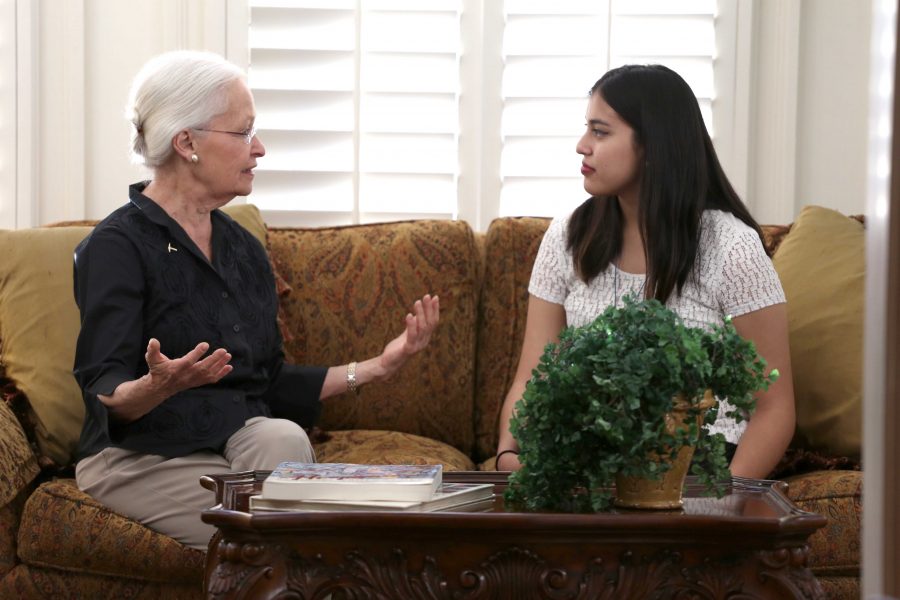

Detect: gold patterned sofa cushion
268,220,480,457
16,479,205,583
314,430,475,471
0,400,39,509
474,217,550,463
0,490,29,581
783,470,861,575
784,469,861,599
0,400,39,581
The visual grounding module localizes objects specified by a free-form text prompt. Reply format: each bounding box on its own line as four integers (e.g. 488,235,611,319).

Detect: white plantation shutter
499,0,718,218
610,0,717,136
248,0,460,226
242,0,727,227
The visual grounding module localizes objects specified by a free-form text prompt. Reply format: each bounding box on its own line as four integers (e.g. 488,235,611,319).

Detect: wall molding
713,0,755,203
1,0,17,228
747,0,801,224
36,0,85,225
162,0,228,53
15,0,36,229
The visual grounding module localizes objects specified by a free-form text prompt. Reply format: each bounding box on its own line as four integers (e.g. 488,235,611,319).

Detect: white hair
126,50,245,168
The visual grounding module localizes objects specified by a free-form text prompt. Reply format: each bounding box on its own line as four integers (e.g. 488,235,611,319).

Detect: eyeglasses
193,126,258,145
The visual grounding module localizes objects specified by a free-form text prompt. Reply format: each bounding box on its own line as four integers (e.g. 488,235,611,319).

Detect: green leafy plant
505,295,778,512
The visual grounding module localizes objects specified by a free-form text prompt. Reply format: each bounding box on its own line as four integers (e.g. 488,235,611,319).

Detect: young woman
495,64,795,479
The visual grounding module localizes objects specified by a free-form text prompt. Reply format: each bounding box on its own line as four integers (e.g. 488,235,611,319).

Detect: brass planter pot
613,390,717,509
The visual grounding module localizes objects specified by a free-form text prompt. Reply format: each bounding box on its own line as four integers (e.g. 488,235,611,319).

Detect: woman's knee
247,418,315,465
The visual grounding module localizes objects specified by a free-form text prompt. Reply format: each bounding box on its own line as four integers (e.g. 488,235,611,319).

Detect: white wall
83,0,165,220
0,0,17,228
25,0,230,227
795,0,872,217
17,0,874,226
746,0,871,224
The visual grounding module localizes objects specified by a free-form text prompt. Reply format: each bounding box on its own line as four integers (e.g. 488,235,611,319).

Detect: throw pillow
221,202,267,246
0,226,94,465
772,205,864,459
0,202,270,467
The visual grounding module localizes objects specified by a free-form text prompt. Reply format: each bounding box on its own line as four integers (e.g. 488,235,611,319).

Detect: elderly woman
72,51,440,550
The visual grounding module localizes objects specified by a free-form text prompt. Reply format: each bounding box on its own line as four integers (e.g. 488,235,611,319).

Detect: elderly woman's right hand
144,338,233,397
375,294,440,380
99,339,233,423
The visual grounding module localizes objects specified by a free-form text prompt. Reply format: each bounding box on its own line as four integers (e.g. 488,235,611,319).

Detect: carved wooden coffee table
200,471,826,599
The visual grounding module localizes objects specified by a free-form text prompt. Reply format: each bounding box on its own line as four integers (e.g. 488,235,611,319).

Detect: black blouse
73,182,326,460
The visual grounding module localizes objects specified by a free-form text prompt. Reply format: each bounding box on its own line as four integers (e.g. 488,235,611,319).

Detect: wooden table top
201,470,825,547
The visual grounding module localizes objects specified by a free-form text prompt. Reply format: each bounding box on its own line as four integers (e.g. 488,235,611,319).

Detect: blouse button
221,291,229,299
232,395,240,403
232,324,240,333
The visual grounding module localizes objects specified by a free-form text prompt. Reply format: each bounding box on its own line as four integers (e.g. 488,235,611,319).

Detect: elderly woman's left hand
377,294,440,378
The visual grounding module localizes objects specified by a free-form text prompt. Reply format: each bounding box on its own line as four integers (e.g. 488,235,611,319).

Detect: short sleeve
528,217,569,305
718,226,786,317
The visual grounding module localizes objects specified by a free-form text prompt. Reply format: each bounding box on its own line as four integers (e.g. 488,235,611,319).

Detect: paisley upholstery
0,400,39,508
0,489,28,580
0,215,865,595
314,429,475,471
17,479,205,582
0,564,202,600
780,469,862,600
474,217,550,462
268,220,480,457
784,470,862,577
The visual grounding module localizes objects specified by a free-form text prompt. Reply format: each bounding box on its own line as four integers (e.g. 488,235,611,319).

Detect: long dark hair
567,64,765,302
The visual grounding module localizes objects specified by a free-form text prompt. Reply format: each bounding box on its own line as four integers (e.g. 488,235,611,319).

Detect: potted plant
504,295,778,512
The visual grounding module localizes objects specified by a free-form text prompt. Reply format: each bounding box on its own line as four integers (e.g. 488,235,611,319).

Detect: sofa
0,203,862,598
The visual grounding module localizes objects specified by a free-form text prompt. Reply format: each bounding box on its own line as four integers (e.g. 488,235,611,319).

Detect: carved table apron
201,472,826,599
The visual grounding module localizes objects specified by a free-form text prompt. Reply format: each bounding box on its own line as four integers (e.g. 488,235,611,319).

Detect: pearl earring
191,154,199,163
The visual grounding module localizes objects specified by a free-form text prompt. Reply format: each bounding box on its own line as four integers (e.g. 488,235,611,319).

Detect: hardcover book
261,462,443,502
250,482,494,513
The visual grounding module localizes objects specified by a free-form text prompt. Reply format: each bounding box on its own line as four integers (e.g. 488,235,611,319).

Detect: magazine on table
250,482,494,513
261,462,443,502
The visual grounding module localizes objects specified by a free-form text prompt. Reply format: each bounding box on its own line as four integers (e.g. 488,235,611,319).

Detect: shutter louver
499,0,718,218
245,0,723,225
248,0,460,223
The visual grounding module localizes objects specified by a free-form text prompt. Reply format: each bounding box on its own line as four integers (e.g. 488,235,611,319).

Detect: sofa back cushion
267,220,480,456
0,204,269,467
772,205,864,459
474,217,550,462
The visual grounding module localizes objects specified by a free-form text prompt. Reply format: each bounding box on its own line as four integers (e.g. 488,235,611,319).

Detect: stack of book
250,462,495,513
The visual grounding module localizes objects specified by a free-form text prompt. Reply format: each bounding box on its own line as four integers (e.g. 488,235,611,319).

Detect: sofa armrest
783,469,862,578
0,393,40,508
0,383,42,579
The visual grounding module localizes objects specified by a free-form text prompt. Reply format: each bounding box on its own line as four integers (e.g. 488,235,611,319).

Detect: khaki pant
76,416,315,550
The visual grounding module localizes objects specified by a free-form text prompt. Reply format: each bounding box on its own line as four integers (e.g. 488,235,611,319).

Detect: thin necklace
612,260,647,307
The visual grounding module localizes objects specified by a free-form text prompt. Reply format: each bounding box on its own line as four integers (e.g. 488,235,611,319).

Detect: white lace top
528,209,786,443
